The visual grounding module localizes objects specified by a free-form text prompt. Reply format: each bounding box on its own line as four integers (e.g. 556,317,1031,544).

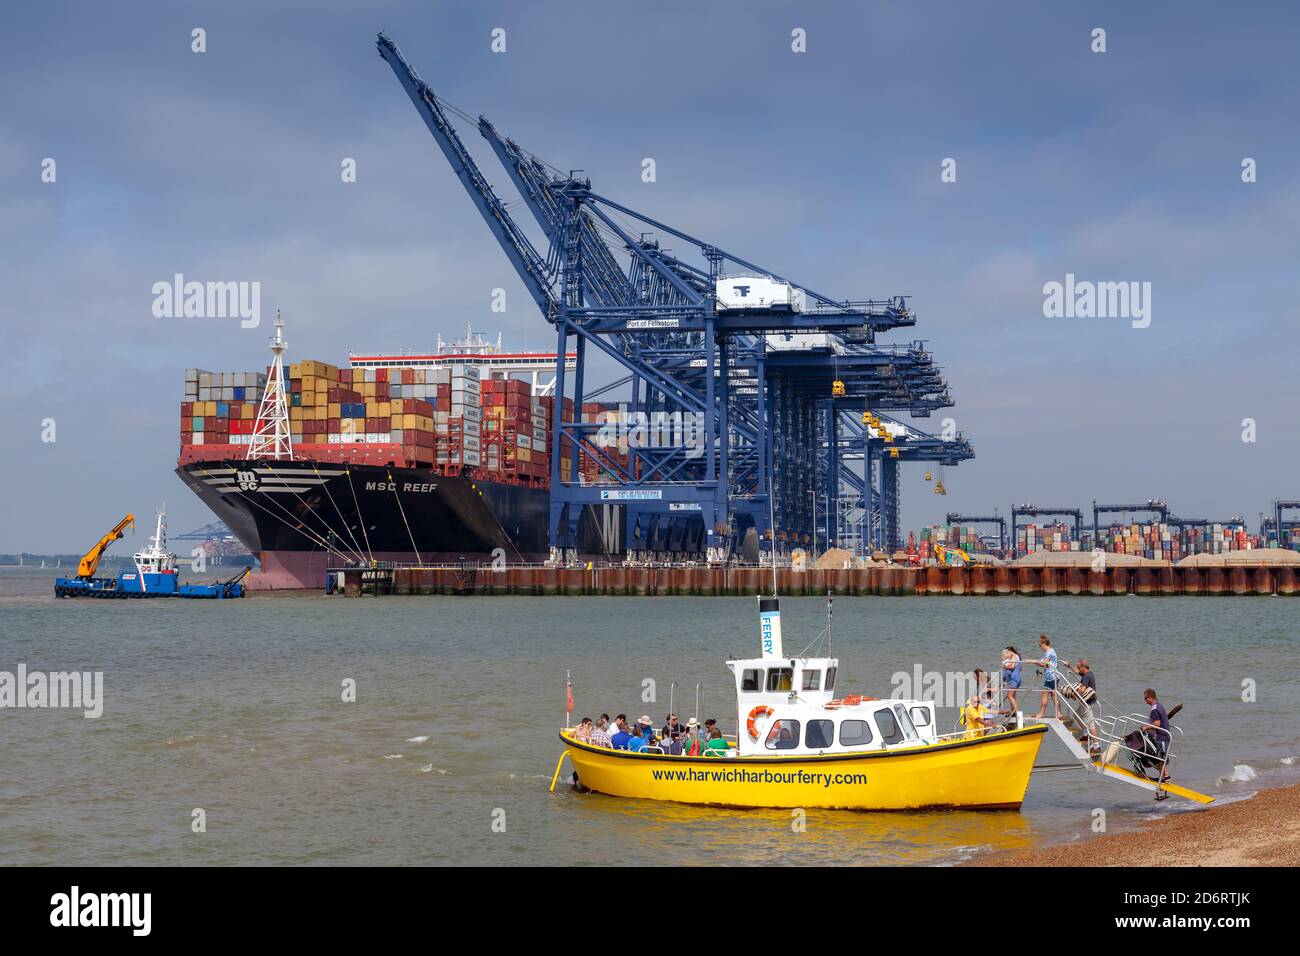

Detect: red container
181,402,193,416
401,369,414,384
338,369,352,385
376,368,388,383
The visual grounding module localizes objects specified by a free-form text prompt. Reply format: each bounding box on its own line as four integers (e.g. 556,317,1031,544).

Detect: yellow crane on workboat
77,514,135,578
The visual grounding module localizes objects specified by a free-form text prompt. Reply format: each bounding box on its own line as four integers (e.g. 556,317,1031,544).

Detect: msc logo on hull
236,470,260,491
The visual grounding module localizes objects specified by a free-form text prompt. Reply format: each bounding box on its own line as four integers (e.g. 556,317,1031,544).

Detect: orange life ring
747,705,775,739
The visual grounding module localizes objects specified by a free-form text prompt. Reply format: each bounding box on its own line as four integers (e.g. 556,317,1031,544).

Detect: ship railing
1089,712,1181,782
1032,665,1182,784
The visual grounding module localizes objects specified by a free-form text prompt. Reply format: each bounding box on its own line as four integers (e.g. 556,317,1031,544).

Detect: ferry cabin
725,655,941,757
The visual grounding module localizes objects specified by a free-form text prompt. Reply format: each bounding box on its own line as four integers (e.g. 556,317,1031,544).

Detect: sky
2,0,1298,552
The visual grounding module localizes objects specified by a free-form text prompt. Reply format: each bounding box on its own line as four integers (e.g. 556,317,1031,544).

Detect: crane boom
77,514,134,578
375,33,559,319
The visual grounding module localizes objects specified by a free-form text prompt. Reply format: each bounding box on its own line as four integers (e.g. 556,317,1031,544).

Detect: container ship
175,320,651,589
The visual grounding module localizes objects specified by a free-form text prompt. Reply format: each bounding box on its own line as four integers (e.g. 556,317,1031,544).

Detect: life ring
747,705,775,739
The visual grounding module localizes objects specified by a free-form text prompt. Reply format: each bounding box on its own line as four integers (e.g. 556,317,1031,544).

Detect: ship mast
247,310,294,461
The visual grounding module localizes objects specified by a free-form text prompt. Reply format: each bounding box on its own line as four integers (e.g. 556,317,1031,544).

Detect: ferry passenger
1031,635,1064,719
610,721,632,750
973,668,999,725
1000,647,1022,714
662,713,684,738
626,725,647,752
665,732,684,756
703,729,729,757
1142,689,1171,760
702,718,718,741
590,718,613,749
682,719,705,756
959,696,988,738
573,717,594,744
636,715,656,739
1063,658,1099,748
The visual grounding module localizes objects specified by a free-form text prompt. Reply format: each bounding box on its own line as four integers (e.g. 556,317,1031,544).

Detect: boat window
894,703,920,741
825,666,837,691
765,719,801,751
766,668,794,692
909,705,932,729
839,719,873,747
805,719,834,749
874,708,904,745
801,669,821,691
741,669,762,692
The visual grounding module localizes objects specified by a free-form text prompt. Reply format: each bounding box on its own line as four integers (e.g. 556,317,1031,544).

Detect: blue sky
2,0,1297,551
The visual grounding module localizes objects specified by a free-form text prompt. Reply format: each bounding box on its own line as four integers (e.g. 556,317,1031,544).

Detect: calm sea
1,566,1296,866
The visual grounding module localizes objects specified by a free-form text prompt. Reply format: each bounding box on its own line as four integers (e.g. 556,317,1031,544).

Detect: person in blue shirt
1031,634,1063,720
625,725,647,752
610,722,632,750
1144,688,1171,758
1000,646,1023,716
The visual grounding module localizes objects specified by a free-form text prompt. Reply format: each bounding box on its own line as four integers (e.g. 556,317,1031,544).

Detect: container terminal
172,33,1300,596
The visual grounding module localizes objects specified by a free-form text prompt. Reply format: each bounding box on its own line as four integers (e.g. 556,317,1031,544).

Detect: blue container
291,393,301,407
234,386,245,400
217,401,229,416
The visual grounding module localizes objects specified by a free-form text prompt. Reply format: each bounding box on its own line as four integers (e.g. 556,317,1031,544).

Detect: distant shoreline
966,781,1300,867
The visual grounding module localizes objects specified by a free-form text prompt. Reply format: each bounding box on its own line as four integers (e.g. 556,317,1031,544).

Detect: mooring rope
387,469,423,564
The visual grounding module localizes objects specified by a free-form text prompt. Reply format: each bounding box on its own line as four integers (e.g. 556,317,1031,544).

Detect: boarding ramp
982,662,1213,804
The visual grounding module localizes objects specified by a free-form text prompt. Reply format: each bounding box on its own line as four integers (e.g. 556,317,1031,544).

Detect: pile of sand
813,547,857,569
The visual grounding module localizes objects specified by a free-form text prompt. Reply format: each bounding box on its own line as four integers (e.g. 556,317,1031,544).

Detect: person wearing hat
637,715,655,738
682,717,704,756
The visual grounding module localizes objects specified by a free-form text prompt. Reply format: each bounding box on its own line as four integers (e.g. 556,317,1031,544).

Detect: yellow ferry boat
552,596,1047,811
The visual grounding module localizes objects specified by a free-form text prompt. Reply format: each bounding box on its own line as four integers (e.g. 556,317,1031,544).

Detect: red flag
565,673,574,714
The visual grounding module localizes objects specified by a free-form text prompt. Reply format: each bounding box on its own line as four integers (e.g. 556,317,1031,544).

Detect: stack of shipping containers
1015,522,1080,555
180,369,266,446
179,357,628,487
1096,522,1258,559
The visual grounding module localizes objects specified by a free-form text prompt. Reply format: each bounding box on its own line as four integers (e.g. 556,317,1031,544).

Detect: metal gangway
974,661,1213,804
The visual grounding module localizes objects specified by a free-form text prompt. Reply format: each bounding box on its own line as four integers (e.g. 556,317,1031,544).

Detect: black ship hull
176,460,560,588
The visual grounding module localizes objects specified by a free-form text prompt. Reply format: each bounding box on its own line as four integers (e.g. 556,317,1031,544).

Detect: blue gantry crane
377,33,972,561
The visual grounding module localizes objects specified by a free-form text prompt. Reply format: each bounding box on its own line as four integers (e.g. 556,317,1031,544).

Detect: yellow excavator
933,544,972,567
77,514,135,578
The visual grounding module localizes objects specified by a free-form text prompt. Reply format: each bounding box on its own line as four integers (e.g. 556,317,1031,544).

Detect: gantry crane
377,33,971,562
1011,504,1083,557
1091,499,1168,542
944,513,1007,555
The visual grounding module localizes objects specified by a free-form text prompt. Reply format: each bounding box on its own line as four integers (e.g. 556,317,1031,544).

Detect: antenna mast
247,310,294,461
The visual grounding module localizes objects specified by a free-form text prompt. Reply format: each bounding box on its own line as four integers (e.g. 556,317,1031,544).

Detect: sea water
1,567,1297,866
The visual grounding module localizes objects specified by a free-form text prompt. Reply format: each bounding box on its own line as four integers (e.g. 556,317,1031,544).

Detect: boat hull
559,725,1047,811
